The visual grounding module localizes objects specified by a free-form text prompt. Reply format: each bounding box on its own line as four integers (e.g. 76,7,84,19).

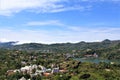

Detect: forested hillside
0,39,120,60
0,39,120,79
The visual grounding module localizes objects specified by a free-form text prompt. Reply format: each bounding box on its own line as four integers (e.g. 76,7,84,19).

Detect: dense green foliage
0,39,120,79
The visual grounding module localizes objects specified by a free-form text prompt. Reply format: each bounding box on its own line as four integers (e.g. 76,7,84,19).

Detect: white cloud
0,0,119,16
68,26,83,31
0,27,120,44
0,29,51,43
0,0,86,16
0,38,10,42
0,0,60,16
26,20,65,26
81,0,120,2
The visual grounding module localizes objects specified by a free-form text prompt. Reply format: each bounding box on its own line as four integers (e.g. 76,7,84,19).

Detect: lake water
74,58,119,64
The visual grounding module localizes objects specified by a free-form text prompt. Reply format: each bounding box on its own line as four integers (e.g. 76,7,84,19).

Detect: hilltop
0,39,120,60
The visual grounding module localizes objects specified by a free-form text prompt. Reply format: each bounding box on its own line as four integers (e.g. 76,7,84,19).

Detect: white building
19,77,26,80
51,67,59,73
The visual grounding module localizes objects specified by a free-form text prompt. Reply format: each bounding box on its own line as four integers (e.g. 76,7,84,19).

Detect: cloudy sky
0,0,120,44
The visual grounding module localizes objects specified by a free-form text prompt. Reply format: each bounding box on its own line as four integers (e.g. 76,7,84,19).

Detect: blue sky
0,0,120,44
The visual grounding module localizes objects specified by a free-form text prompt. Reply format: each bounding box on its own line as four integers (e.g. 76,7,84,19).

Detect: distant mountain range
0,39,120,59
0,41,18,48
0,39,120,51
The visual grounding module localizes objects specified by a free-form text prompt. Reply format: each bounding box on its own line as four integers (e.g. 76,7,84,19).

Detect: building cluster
6,64,66,80
84,53,98,58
